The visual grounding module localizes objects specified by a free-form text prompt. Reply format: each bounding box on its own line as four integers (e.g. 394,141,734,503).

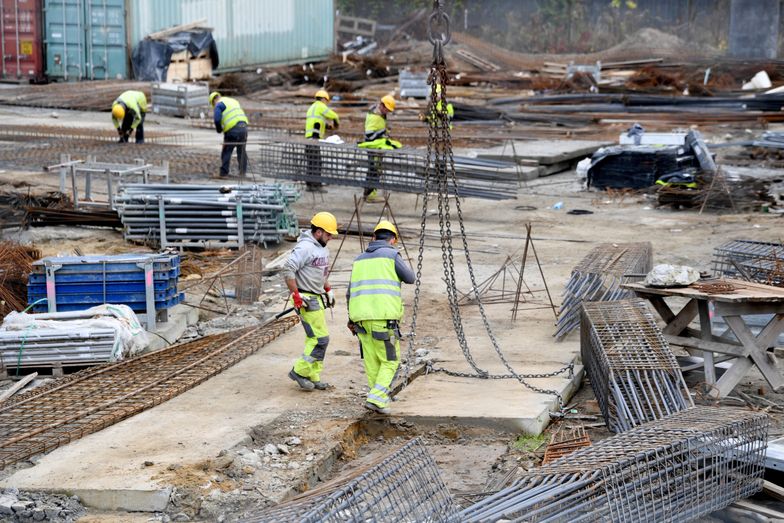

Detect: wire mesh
712,239,784,286
580,299,693,433
459,406,768,522
554,242,652,340
244,438,458,523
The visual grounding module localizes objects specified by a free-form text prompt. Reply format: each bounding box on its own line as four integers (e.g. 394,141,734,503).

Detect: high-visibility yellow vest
305,100,339,139
364,110,387,142
113,90,147,129
348,248,403,322
219,97,248,133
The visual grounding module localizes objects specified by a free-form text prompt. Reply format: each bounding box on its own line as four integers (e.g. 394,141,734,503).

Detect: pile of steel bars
0,124,188,145
115,183,300,248
554,242,652,340
244,438,458,523
580,299,693,432
458,407,768,523
712,239,784,286
256,138,519,200
0,316,298,470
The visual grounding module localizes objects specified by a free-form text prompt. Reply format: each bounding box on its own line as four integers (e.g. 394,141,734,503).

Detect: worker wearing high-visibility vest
358,95,401,202
111,90,147,143
284,212,339,392
424,83,454,129
210,91,249,177
347,220,415,415
304,89,339,190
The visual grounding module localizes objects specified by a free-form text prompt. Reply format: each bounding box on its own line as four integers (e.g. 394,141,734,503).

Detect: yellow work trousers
356,319,400,408
292,293,329,383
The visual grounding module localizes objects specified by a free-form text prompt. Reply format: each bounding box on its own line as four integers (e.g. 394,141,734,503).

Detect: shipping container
127,0,334,72
43,0,127,81
0,0,44,82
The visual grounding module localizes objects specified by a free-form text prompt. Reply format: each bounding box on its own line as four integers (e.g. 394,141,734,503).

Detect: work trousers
220,124,248,176
364,151,381,197
119,112,145,144
292,292,329,383
356,319,400,409
305,140,322,188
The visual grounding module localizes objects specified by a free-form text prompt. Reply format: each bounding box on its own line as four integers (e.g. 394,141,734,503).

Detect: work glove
292,291,304,310
324,286,336,308
347,320,357,335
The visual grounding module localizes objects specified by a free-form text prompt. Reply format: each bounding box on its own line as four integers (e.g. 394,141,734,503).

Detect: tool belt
298,289,330,310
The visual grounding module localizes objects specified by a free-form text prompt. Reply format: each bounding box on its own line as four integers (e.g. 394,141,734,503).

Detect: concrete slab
467,140,612,165
145,303,199,351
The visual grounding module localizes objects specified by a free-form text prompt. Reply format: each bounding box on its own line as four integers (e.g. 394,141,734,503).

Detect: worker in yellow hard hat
112,90,147,143
358,95,402,202
304,89,340,191
347,219,414,415
423,83,454,130
210,91,249,178
283,211,339,392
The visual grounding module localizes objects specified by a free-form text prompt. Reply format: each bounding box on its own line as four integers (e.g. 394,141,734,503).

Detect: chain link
404,0,569,408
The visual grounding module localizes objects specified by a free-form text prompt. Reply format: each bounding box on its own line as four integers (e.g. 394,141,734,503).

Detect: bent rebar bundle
244,438,458,523
256,138,519,200
580,299,693,432
459,407,768,523
712,239,784,286
554,242,652,340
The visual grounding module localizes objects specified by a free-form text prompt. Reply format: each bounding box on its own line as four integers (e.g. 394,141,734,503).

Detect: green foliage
513,433,547,452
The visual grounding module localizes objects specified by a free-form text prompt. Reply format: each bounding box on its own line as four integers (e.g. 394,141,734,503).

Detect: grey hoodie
282,230,330,294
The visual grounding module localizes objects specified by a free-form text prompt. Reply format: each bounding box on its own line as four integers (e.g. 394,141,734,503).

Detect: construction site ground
1,100,784,522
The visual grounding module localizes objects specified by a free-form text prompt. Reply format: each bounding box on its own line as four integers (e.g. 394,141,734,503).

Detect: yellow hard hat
310,211,338,235
374,219,398,238
315,89,330,102
209,91,221,107
381,95,396,112
111,103,125,120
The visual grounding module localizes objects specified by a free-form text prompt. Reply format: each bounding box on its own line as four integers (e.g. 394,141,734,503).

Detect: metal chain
402,0,570,407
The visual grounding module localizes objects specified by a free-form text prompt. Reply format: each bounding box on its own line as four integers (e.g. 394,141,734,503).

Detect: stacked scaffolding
0,327,117,370
151,82,209,118
459,407,769,522
115,183,300,248
257,138,519,200
245,438,458,522
712,239,784,286
580,299,693,433
555,242,652,340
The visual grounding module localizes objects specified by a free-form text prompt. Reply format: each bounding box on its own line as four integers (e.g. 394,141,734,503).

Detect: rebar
244,438,458,523
580,299,693,433
0,316,298,470
256,138,519,201
459,406,769,522
554,242,652,340
542,426,592,465
0,124,188,145
712,239,784,287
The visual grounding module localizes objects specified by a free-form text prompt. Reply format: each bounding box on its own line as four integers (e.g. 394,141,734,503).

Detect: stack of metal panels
459,407,768,523
115,183,300,249
399,70,429,98
27,254,182,329
555,242,652,340
712,239,784,286
256,138,519,200
245,438,458,522
0,327,117,369
151,82,209,118
580,299,693,433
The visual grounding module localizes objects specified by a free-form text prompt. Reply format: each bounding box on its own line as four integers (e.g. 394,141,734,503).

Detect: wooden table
623,280,784,398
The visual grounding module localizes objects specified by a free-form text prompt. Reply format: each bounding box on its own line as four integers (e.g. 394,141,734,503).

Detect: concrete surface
146,303,200,351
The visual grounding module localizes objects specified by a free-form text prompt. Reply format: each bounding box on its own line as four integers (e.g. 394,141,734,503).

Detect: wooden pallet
167,51,212,82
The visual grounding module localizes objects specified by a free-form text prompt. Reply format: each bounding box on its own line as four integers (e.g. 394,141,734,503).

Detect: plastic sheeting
131,30,219,82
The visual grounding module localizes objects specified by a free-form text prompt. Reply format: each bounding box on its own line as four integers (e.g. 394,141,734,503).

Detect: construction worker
423,83,454,129
347,220,415,415
284,211,339,391
358,95,401,202
304,89,340,190
210,91,249,178
111,90,147,144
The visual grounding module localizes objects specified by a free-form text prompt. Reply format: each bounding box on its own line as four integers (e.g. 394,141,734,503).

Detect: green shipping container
44,0,127,80
128,0,334,72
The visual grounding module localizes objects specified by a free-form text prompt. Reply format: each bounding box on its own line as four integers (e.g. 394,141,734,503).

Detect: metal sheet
0,0,44,81
127,0,334,71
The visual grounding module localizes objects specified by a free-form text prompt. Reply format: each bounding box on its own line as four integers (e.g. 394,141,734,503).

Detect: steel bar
459,407,769,522
0,316,298,470
244,437,458,522
580,299,693,433
712,239,784,287
0,124,188,145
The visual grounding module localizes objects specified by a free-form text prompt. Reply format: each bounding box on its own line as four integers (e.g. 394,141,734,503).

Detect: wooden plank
147,19,210,40
710,357,754,398
661,300,698,336
664,334,748,358
732,500,784,519
0,372,38,402
624,280,784,303
763,480,784,502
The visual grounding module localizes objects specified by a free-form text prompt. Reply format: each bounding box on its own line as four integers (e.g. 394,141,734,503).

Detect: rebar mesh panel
555,242,652,340
459,407,768,522
256,138,518,201
712,239,784,286
580,299,692,433
245,438,458,522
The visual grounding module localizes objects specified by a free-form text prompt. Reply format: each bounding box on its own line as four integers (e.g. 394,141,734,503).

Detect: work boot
288,369,315,391
364,189,380,203
313,381,330,390
364,401,391,415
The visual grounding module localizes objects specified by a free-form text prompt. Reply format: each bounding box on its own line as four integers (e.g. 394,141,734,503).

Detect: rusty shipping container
0,0,44,82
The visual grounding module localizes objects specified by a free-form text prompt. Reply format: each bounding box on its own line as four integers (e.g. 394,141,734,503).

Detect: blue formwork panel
28,289,177,305
30,294,184,313
28,280,177,295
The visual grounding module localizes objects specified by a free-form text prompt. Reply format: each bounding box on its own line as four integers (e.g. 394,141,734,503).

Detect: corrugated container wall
1,0,44,82
44,0,127,80
128,0,334,72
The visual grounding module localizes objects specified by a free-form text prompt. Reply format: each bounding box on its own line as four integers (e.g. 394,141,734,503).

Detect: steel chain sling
402,0,572,407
